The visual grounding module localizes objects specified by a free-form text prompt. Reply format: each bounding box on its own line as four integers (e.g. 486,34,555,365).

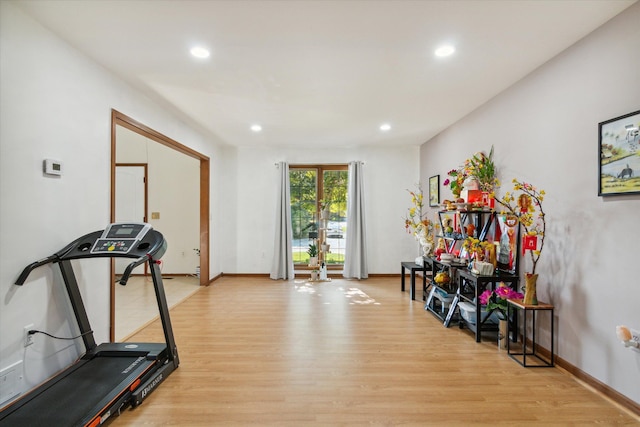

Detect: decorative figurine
465,223,475,237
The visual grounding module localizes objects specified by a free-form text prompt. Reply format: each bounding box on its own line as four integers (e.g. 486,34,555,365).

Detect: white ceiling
14,0,637,148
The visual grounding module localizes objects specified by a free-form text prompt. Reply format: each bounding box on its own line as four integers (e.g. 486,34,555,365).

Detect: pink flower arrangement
479,284,524,317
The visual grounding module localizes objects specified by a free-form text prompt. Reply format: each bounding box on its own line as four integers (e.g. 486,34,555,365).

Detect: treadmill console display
91,223,152,254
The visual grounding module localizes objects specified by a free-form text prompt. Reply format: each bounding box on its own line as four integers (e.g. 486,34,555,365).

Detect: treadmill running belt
1,355,154,426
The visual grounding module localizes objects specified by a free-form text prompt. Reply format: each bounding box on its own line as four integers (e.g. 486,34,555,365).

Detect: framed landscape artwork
599,109,640,196
429,175,440,207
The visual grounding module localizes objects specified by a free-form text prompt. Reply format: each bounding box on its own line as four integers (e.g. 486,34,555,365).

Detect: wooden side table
400,261,429,301
506,298,555,367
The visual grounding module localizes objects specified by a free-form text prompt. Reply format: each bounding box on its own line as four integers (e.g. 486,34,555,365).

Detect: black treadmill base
0,355,155,427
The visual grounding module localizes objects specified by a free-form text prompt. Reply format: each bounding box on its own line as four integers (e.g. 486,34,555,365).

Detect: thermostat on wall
43,159,63,176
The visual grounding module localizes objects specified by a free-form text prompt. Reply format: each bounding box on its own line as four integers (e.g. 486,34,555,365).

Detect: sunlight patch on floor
294,281,317,294
341,286,380,305
292,280,380,305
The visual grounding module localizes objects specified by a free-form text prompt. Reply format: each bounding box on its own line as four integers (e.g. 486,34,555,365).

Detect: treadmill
0,223,179,426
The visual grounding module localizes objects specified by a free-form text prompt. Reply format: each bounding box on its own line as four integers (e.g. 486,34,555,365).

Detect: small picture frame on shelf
429,175,440,207
598,109,640,196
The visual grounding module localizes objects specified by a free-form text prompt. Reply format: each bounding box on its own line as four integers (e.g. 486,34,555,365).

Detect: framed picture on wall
598,110,640,196
428,175,440,207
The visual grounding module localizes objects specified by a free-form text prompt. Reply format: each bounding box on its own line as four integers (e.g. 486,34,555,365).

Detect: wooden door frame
110,109,210,341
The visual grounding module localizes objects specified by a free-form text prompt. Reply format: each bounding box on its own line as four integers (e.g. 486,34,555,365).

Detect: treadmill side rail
131,360,177,407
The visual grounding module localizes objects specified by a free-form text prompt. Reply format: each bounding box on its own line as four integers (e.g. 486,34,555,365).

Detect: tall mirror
110,110,210,341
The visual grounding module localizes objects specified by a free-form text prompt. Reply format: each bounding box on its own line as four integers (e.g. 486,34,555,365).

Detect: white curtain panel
270,162,294,280
343,161,368,279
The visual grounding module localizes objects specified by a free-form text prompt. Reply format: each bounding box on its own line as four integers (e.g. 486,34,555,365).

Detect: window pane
322,170,348,265
290,169,317,264
290,166,348,266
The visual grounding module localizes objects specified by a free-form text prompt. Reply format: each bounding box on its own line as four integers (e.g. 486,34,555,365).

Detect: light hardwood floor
113,276,639,426
115,275,200,341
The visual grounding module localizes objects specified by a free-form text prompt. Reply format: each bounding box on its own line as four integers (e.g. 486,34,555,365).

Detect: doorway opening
110,109,210,342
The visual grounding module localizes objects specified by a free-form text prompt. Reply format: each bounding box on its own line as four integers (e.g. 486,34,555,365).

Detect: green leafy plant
307,243,318,258
465,146,499,192
444,147,500,197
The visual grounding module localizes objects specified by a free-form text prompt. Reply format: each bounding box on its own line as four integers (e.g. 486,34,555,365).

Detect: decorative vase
498,319,508,349
464,176,480,191
309,256,318,267
524,273,538,305
311,271,318,281
321,244,330,253
420,240,433,257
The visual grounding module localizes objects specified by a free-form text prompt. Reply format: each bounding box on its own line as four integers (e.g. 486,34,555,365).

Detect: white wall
116,126,200,275
230,145,421,275
420,3,640,404
0,2,225,400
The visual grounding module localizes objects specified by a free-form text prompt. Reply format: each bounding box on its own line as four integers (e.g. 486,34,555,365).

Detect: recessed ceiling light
190,46,210,59
434,45,455,57
379,123,391,132
250,124,262,132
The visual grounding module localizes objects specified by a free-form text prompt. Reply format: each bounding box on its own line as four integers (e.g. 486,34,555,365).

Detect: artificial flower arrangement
443,146,499,199
479,283,524,319
495,179,546,274
404,184,434,256
443,168,468,199
462,236,493,260
465,146,499,192
495,179,546,304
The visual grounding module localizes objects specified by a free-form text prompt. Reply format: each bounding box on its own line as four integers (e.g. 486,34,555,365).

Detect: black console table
456,269,520,342
400,261,430,301
423,256,467,326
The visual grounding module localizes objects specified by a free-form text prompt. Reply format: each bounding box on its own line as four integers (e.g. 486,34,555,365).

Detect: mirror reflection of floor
115,275,200,341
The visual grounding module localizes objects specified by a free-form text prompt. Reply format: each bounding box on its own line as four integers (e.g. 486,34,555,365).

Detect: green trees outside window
290,165,347,265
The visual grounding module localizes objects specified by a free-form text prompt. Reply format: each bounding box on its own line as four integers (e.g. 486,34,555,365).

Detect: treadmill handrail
14,236,86,286
15,255,59,286
15,227,167,286
119,255,149,286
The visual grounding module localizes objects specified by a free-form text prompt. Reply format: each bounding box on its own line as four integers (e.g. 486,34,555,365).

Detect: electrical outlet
630,328,640,353
23,324,34,347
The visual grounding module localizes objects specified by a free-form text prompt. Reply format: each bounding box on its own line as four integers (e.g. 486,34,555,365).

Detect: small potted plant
319,200,331,220
307,243,318,266
443,168,468,200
